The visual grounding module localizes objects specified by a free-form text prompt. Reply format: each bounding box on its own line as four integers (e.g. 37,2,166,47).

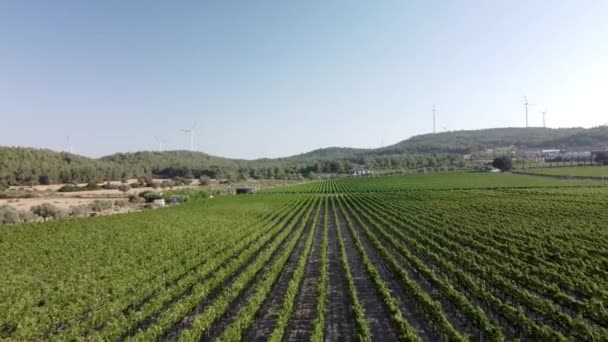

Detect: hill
2,126,607,187
284,147,369,161
287,127,608,158
380,127,592,154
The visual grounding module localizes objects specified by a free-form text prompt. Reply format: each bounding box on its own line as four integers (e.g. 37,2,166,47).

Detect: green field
1,173,608,341
524,166,608,178
262,172,606,193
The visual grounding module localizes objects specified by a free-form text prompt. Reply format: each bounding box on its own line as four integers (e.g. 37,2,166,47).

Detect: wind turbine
523,96,535,128
154,136,166,151
180,121,199,151
441,125,448,132
541,108,548,128
432,105,436,134
66,136,73,154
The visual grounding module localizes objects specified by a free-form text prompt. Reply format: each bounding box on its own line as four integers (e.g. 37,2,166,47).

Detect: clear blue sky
1,1,607,159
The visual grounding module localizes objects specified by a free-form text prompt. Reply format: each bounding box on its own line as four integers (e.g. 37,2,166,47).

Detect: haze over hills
2,126,608,187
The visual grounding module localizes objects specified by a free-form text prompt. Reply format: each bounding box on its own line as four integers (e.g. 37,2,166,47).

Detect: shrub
69,205,91,217
57,184,81,193
142,192,163,203
199,176,210,186
19,210,36,223
89,200,113,213
114,200,129,208
143,176,155,187
0,205,20,224
172,177,192,186
58,183,102,192
139,190,152,198
164,189,209,201
84,182,102,191
129,195,145,204
31,203,66,221
118,184,131,193
160,180,175,189
102,182,119,190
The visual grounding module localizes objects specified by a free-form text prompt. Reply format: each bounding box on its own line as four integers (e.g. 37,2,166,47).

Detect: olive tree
31,203,65,221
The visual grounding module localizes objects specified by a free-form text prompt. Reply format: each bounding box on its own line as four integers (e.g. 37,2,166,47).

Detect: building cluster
349,168,374,176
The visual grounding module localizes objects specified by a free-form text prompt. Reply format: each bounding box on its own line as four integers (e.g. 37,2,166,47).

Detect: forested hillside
2,126,607,187
285,127,608,158
383,126,608,154
0,148,458,187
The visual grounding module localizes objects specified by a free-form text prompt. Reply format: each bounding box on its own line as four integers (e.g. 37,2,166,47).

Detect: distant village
466,145,608,169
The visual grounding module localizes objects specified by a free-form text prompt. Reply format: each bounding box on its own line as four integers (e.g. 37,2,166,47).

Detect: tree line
0,147,465,188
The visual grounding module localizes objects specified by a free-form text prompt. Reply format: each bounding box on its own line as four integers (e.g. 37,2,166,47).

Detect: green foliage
140,191,163,203
58,183,102,192
2,173,608,340
492,156,513,171
172,177,192,186
525,166,608,178
4,127,607,187
163,189,209,201
262,172,606,194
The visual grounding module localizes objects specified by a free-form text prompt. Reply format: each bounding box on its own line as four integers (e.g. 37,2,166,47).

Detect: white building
349,168,374,176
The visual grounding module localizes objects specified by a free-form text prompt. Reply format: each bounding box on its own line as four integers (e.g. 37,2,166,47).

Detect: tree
492,156,513,171
31,203,65,221
595,151,608,165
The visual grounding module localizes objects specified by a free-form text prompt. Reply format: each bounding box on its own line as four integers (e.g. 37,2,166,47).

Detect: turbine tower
523,96,535,128
66,136,73,154
180,121,199,151
154,136,166,151
524,96,529,127
433,105,436,134
542,108,547,128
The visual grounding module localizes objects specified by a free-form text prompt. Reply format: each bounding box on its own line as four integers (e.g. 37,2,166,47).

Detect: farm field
524,166,608,178
1,173,608,341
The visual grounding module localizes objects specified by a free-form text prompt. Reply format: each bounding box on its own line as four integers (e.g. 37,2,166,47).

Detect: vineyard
1,173,608,341
523,166,608,179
